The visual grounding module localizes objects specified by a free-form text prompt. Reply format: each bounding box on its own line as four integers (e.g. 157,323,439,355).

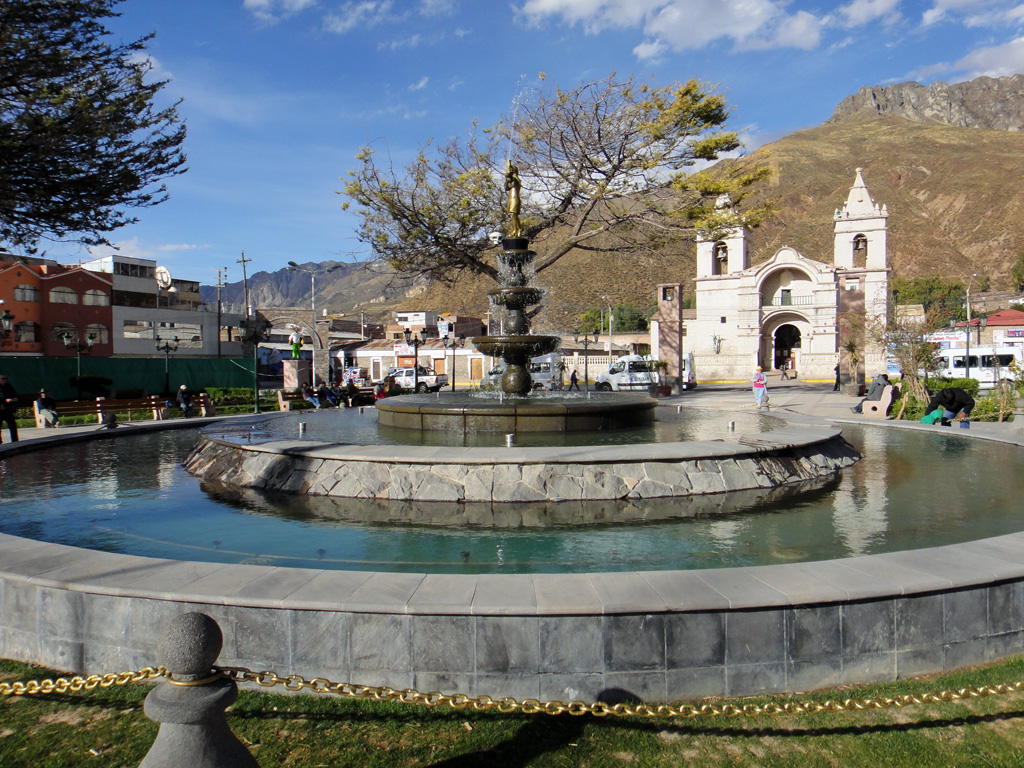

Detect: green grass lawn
4,657,1024,767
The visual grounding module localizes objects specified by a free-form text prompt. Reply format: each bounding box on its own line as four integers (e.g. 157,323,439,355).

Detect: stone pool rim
3,410,1024,702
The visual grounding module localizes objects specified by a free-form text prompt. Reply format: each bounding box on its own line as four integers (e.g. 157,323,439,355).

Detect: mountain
830,74,1024,131
206,74,1024,329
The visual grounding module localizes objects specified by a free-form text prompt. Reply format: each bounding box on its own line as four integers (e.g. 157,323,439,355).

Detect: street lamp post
573,328,600,393
63,332,96,398
441,333,465,392
240,316,272,413
287,262,342,386
965,273,978,380
403,327,424,392
155,336,180,397
0,301,14,347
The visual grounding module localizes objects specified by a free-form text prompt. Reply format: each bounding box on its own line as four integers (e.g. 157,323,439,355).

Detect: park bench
861,385,896,419
277,390,306,411
33,398,103,428
150,392,217,420
99,396,163,423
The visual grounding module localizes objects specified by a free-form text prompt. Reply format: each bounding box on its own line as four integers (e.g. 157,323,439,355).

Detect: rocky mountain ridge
830,74,1024,131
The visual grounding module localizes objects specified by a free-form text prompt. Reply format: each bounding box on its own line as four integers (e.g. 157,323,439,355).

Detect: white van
932,346,1022,389
595,355,660,392
679,352,697,391
481,353,564,390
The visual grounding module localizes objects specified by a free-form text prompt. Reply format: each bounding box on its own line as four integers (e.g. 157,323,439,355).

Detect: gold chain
4,664,1024,719
0,666,167,696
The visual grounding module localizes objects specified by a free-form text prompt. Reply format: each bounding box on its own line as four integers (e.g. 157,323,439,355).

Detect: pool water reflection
0,424,1021,574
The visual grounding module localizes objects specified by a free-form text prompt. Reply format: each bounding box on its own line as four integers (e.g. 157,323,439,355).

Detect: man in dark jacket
925,387,975,426
0,372,18,443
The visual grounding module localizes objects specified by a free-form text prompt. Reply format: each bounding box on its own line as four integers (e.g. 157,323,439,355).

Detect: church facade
651,169,890,386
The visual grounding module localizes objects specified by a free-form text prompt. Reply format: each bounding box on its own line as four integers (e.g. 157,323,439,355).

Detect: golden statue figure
505,160,522,238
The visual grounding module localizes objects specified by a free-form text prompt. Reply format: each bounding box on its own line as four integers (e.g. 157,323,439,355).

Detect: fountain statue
470,161,561,395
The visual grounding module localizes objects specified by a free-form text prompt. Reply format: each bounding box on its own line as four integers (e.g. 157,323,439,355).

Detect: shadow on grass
425,715,587,768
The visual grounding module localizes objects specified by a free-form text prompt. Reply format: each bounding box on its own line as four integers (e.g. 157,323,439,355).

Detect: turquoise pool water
1,420,1021,574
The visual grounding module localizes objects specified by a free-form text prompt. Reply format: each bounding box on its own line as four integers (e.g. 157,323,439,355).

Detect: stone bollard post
140,613,259,768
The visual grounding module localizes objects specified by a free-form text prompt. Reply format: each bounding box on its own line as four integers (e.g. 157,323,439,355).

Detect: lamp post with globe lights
573,328,600,393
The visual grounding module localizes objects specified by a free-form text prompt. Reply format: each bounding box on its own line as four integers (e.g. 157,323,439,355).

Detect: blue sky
42,0,1024,286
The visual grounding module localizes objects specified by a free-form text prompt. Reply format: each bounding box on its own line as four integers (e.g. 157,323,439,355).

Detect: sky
39,0,1024,287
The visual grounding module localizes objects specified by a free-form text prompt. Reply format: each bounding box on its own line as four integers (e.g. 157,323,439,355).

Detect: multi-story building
80,254,243,357
0,258,114,357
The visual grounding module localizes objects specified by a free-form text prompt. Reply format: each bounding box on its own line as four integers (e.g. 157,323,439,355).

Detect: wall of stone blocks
3,571,1022,702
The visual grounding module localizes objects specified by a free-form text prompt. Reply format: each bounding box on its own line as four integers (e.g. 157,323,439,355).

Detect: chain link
4,664,1024,720
0,666,167,696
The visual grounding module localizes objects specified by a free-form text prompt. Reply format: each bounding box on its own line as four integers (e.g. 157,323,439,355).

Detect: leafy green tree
342,73,771,284
1011,252,1024,293
0,0,187,252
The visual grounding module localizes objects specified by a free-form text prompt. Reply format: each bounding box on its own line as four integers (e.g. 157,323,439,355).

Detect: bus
933,346,1022,389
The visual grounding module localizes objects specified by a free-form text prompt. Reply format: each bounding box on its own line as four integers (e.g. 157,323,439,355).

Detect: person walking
752,365,768,409
0,372,19,443
568,369,580,391
833,364,841,392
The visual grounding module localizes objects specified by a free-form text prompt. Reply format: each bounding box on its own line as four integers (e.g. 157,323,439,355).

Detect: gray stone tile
601,670,667,703
605,614,665,672
475,673,540,702
665,666,727,700
989,581,1024,635
945,588,988,644
988,629,1024,658
896,648,944,678
414,671,474,696
895,593,944,650
740,563,851,604
727,609,785,665
326,572,424,612
533,574,601,615
283,570,373,609
944,638,989,669
118,560,229,599
181,565,276,601
666,612,725,669
841,555,950,596
842,600,895,656
640,571,730,610
841,652,896,685
411,615,474,672
472,574,536,614
476,616,539,673
787,605,841,662
693,569,790,609
290,610,350,671
726,662,786,697
586,572,668,613
350,613,411,672
537,673,605,703
206,605,291,667
38,587,84,642
4,581,38,632
407,574,477,613
787,659,844,692
539,616,603,673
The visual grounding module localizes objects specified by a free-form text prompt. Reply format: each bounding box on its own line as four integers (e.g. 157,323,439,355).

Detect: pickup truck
390,366,449,393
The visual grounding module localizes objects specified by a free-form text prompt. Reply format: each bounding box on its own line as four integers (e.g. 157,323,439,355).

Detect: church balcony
761,295,815,308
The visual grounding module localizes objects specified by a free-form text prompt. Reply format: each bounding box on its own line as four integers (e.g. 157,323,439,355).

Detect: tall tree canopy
342,73,770,284
0,0,187,252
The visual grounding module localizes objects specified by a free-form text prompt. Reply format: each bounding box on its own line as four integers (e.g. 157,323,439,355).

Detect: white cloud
379,34,423,50
419,0,456,15
243,0,318,23
519,0,830,53
409,76,430,91
87,238,207,262
324,1,397,33
157,243,209,252
838,0,901,27
920,0,992,27
952,34,1024,77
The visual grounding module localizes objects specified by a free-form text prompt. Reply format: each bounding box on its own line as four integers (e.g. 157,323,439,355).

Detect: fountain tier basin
375,391,657,433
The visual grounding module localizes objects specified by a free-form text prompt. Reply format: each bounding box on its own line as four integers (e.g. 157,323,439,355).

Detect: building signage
394,343,414,356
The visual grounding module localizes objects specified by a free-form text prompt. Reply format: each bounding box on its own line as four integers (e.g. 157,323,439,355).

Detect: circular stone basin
376,391,657,433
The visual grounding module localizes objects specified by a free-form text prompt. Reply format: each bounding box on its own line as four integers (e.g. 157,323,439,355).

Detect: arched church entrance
773,324,802,374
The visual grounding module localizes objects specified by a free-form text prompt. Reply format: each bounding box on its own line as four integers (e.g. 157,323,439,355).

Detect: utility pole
236,251,252,316
215,268,227,359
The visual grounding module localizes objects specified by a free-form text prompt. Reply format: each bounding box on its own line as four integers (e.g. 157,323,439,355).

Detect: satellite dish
155,266,172,289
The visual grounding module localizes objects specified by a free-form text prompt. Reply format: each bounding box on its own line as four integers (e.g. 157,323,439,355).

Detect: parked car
390,366,448,393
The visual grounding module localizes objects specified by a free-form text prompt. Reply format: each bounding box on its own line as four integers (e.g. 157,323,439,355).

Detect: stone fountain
375,160,658,432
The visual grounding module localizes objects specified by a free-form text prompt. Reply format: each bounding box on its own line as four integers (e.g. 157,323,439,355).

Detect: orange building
0,260,114,357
